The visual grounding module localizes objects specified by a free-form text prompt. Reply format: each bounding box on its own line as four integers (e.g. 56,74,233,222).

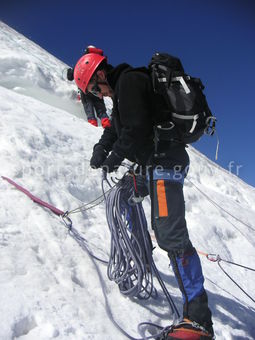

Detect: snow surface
0,21,255,340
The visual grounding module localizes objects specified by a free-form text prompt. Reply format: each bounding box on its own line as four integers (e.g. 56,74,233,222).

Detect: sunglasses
87,75,105,97
90,82,102,97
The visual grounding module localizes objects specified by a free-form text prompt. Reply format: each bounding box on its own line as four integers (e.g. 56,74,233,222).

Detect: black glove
67,68,74,81
90,144,108,169
135,175,149,197
102,152,123,173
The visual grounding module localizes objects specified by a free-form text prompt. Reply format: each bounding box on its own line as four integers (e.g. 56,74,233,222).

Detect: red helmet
74,53,106,93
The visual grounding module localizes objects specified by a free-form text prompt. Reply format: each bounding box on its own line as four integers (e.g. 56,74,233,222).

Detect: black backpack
149,53,216,144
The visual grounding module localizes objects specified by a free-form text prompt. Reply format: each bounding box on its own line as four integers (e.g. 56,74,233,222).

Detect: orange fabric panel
157,180,168,217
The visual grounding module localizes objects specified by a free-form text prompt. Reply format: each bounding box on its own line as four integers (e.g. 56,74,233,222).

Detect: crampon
159,319,214,340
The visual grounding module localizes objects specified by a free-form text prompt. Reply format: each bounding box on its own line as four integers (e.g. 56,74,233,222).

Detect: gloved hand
90,144,108,169
67,68,74,81
102,152,123,173
134,175,149,197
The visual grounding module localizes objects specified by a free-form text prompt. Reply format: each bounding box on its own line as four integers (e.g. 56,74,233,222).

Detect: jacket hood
107,63,131,90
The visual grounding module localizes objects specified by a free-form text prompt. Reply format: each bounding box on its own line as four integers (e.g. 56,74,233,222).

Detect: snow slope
1,21,255,340
0,21,84,119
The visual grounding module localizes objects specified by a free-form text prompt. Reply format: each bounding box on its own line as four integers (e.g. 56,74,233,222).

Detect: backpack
148,53,216,144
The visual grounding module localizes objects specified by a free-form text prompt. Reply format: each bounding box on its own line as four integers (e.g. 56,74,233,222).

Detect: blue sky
1,0,255,186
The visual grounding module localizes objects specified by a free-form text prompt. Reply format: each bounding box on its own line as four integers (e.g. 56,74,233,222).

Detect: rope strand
217,260,255,304
199,251,255,305
220,258,255,272
187,178,255,232
67,186,115,215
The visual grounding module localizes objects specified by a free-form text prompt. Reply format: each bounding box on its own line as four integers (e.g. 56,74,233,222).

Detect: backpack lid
149,53,184,73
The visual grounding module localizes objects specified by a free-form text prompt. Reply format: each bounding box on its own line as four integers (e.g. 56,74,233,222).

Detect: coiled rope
103,172,179,314
63,171,180,340
101,171,181,339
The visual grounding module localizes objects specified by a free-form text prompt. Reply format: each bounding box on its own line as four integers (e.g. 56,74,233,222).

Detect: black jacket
97,63,189,168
